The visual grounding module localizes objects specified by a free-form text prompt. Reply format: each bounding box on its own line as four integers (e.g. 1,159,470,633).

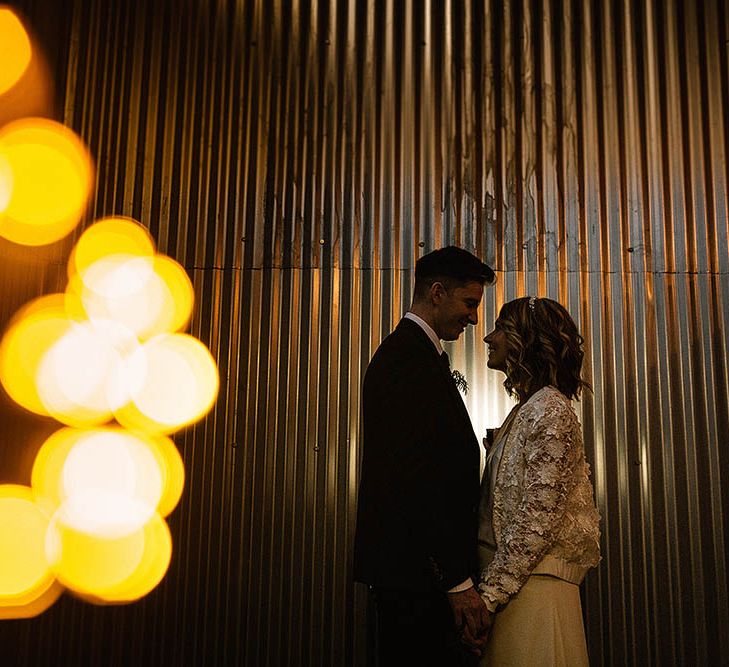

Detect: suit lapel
396,319,475,434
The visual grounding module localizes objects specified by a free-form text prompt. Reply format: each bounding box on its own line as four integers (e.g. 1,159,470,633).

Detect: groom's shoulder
372,319,417,355
368,321,428,373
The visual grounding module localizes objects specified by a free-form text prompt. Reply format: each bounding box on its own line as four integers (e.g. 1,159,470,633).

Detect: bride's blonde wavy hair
497,297,590,401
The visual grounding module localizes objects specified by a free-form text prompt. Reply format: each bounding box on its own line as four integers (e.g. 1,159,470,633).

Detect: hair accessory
528,296,537,311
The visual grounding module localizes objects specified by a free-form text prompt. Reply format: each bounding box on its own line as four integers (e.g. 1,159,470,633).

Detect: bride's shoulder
522,386,576,421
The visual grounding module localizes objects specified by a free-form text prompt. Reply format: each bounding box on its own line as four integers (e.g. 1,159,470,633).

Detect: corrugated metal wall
1,0,727,665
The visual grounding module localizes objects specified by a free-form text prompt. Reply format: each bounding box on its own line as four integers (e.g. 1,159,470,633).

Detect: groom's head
412,246,495,341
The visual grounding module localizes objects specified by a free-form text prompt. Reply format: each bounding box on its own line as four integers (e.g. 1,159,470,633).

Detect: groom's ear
430,281,447,305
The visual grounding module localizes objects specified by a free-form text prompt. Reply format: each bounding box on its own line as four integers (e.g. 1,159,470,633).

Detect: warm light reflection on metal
0,8,31,95
0,119,93,246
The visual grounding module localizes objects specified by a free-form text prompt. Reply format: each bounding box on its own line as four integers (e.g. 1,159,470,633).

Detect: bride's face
484,319,509,372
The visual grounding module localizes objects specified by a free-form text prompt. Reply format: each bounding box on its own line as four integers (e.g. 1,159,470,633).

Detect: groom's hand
447,587,491,655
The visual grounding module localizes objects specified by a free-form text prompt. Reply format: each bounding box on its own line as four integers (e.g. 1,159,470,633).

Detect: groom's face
433,280,484,341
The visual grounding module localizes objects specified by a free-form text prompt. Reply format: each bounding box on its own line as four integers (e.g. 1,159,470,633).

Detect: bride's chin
487,360,506,372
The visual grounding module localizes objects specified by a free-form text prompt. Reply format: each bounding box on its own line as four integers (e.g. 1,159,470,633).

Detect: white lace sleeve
477,397,581,610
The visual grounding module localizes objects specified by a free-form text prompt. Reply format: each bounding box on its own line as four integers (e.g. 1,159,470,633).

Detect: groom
354,246,495,665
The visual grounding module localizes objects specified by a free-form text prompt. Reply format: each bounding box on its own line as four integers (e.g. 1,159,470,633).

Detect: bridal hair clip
528,295,537,311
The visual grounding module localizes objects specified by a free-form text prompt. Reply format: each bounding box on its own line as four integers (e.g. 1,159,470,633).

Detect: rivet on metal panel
418,241,425,248
319,239,325,245
627,247,634,252
521,243,528,249
241,236,246,242
313,444,320,452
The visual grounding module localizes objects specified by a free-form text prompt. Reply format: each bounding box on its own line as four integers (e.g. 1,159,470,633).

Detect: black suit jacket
353,318,481,592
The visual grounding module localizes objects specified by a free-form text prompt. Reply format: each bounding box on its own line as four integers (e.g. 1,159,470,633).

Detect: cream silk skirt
479,548,590,666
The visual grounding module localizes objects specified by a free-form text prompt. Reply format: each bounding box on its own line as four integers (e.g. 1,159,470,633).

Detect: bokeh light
0,580,63,619
0,485,55,609
0,7,53,128
36,321,118,426
0,118,93,246
68,217,155,282
0,8,32,96
115,334,219,434
31,428,86,512
0,7,210,610
46,515,147,596
0,151,13,213
77,514,172,604
35,320,137,427
0,180,210,609
31,427,184,537
0,294,74,416
71,254,194,341
148,434,185,518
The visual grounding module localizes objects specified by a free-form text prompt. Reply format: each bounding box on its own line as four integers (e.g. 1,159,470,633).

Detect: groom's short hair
413,246,495,301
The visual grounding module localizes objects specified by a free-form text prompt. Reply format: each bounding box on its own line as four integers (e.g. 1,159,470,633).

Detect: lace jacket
477,386,601,612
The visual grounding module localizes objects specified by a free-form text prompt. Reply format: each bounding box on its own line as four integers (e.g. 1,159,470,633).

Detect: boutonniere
451,369,468,395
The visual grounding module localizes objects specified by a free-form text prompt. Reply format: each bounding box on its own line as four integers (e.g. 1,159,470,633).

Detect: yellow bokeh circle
0,485,55,606
0,294,75,416
46,514,146,596
32,427,185,530
68,217,155,282
0,118,93,246
70,253,194,341
80,514,172,604
0,581,63,619
35,321,122,427
115,334,219,434
0,151,13,213
0,9,32,96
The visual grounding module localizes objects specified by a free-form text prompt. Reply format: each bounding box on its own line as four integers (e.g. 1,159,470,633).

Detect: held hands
447,586,492,656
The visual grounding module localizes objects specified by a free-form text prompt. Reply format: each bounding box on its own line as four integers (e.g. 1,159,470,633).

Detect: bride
475,296,601,666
